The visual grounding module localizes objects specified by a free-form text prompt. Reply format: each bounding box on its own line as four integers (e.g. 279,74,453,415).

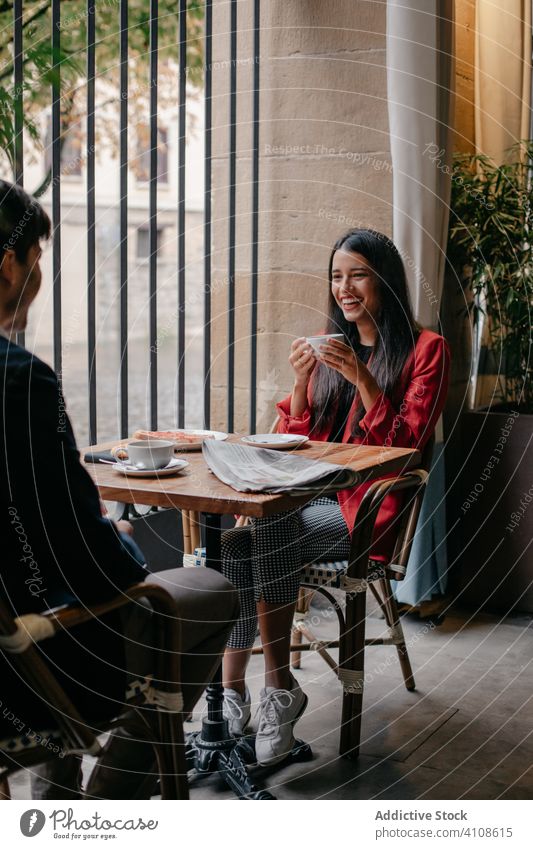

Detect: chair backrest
420,433,435,473
385,433,435,578
388,472,429,577
374,433,435,578
347,469,429,582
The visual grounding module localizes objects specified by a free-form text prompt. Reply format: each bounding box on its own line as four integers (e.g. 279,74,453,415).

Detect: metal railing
8,0,261,444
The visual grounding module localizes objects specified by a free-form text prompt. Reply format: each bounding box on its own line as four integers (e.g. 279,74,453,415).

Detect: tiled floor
8,599,533,800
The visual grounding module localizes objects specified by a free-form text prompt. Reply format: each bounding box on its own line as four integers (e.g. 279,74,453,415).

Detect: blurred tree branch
0,1,204,186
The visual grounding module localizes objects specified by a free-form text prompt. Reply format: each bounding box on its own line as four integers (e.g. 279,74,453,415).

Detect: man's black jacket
0,336,147,740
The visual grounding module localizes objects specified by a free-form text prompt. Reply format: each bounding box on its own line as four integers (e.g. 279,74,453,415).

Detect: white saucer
172,430,228,452
240,434,309,450
111,458,190,477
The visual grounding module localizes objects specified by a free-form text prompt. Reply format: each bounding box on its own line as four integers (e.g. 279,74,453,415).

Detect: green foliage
448,144,533,412
0,1,204,184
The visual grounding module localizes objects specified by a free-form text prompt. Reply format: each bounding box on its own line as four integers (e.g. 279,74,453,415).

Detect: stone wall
209,0,392,432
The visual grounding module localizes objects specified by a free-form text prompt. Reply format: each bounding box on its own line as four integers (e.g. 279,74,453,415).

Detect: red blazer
276,329,450,562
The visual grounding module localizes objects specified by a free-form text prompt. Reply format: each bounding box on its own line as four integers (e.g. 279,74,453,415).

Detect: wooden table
83,437,420,799
84,439,421,518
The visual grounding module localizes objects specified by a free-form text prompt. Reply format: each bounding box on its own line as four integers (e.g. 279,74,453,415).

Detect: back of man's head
0,180,51,265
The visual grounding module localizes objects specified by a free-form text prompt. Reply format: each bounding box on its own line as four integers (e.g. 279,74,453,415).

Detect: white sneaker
255,674,308,766
223,686,251,736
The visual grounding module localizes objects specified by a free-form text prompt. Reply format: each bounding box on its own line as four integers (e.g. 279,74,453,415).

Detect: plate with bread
131,428,228,452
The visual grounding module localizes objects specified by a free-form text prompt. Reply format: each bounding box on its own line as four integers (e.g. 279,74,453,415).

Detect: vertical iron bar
249,0,260,433
87,1,97,445
13,0,24,348
149,0,158,430
177,0,187,428
51,0,62,377
119,0,129,438
203,0,213,429
227,0,237,432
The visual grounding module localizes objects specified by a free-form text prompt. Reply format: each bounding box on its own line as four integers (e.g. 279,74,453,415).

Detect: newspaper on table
202,440,360,494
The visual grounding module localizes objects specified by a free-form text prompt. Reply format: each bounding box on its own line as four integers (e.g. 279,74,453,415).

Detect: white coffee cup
305,333,344,356
111,439,175,470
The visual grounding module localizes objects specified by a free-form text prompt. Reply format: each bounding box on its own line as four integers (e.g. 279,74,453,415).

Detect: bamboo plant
447,144,533,412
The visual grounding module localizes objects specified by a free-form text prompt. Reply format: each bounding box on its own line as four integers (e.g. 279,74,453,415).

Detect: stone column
209,0,391,432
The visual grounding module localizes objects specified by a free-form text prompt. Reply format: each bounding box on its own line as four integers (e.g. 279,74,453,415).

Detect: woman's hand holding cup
289,337,317,386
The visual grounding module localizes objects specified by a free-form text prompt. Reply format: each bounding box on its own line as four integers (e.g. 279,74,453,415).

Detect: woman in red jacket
221,228,450,765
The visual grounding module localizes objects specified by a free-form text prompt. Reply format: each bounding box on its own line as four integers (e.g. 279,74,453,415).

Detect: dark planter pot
452,409,533,613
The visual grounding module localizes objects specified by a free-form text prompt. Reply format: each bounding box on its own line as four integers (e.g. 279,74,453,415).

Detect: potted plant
446,144,533,613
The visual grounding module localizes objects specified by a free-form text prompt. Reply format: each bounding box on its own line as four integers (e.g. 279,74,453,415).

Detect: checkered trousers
221,496,351,649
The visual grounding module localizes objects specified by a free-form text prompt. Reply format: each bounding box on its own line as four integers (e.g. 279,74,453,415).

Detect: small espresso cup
305,333,344,356
111,439,175,470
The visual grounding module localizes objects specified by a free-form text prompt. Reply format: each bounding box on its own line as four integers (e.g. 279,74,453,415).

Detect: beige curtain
386,0,455,329
475,0,532,163
386,1,455,607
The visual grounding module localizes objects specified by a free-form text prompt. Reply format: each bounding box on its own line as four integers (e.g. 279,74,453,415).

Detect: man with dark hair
0,180,238,799
0,181,51,332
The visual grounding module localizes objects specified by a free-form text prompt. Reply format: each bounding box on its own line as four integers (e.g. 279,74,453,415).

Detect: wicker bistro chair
180,423,432,759
184,471,428,759
0,584,189,800
294,469,428,758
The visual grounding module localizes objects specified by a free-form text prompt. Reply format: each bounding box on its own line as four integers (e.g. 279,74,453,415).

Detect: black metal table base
186,722,312,800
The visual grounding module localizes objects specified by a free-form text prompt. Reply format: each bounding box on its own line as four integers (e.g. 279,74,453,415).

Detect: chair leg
176,715,190,800
156,714,189,800
379,578,415,691
154,742,173,800
0,777,10,800
339,590,367,759
182,511,192,556
190,511,201,553
170,715,190,800
291,588,314,669
294,622,339,672
290,622,303,669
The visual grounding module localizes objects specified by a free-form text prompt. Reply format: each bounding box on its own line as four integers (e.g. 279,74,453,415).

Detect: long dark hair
310,228,419,439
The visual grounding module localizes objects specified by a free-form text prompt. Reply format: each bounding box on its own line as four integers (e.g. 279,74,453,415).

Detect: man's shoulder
0,337,57,385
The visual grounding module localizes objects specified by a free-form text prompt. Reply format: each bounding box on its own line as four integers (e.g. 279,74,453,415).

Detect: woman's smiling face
330,249,381,325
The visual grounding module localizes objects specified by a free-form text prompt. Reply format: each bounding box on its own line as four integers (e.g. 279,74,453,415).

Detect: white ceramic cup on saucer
111,439,175,470
305,333,344,356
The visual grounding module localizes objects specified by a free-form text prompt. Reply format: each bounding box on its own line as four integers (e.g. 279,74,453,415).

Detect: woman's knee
221,526,251,564
221,528,253,595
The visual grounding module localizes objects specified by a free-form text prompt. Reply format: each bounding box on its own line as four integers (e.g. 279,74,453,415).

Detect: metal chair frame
179,416,433,760
290,470,428,758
